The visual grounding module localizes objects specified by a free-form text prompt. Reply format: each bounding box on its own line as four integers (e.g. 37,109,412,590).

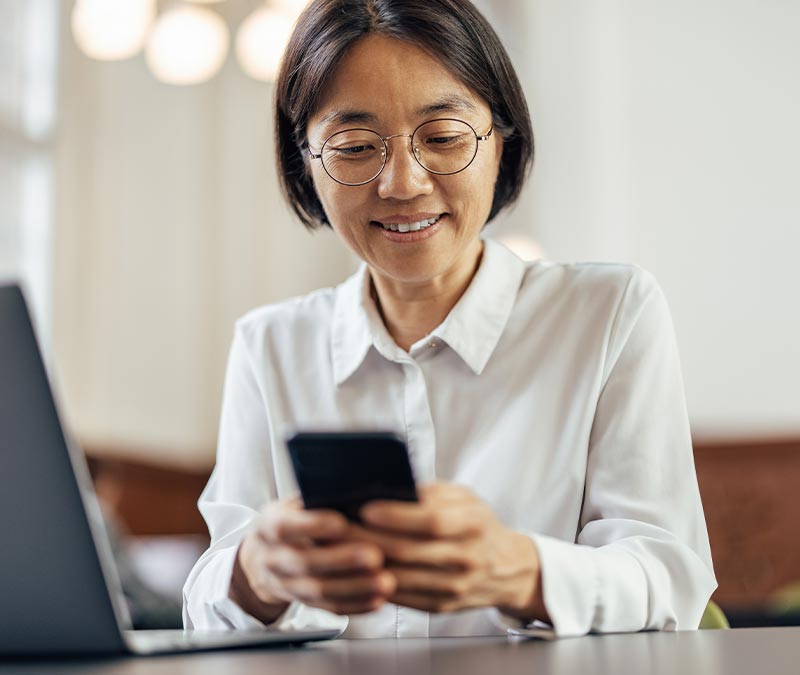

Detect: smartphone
286,431,418,521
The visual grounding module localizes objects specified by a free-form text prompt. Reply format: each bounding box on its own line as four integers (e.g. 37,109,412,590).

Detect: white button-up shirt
183,238,716,638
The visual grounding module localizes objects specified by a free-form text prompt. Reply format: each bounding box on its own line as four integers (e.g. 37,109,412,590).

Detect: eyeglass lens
321,119,479,186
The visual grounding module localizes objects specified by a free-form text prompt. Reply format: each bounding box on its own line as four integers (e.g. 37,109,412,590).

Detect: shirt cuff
487,607,557,640
184,544,348,635
528,533,599,638
525,532,650,638
184,544,273,630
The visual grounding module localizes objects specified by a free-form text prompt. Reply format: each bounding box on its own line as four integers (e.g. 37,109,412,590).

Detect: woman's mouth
378,215,440,232
370,214,446,243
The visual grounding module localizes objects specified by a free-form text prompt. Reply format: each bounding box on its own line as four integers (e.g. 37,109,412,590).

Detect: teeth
380,216,439,232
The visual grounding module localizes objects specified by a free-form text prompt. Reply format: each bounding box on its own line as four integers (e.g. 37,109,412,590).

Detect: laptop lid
0,285,342,656
0,284,129,655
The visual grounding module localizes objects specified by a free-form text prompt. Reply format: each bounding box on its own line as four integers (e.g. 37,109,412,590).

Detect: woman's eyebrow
415,95,479,118
317,95,480,129
318,108,378,127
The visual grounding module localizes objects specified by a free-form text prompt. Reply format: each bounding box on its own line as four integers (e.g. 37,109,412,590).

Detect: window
0,0,58,335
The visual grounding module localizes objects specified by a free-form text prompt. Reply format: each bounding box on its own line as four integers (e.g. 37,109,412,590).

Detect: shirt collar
331,238,527,384
331,264,375,386
431,238,526,375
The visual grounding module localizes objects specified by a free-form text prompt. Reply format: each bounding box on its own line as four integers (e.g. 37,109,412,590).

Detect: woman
183,0,716,638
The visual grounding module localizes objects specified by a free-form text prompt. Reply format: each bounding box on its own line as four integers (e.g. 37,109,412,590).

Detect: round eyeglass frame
307,118,494,187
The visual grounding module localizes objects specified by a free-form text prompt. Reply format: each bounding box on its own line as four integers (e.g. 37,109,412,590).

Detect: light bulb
235,6,294,82
145,6,230,85
71,0,155,61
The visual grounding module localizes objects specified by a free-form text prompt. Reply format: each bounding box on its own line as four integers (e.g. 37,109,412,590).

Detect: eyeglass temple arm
476,126,494,142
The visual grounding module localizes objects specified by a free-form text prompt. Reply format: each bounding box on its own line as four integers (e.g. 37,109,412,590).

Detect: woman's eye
425,134,467,146
330,144,376,157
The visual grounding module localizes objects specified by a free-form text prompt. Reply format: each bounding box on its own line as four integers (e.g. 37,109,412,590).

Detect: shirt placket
395,355,437,637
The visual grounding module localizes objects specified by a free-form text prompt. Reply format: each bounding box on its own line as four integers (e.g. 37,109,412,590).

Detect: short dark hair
274,0,533,229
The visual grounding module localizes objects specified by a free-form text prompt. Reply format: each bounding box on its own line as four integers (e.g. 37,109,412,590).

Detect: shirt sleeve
181,322,348,634
519,268,717,637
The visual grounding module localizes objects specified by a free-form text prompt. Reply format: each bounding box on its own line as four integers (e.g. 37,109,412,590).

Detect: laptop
0,284,341,655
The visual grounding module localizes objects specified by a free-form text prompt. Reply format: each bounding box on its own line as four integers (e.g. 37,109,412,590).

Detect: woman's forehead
309,34,489,130
316,94,482,130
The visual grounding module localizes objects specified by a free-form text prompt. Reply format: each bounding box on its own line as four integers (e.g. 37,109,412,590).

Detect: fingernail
380,572,396,594
323,519,345,536
357,549,378,567
360,504,380,522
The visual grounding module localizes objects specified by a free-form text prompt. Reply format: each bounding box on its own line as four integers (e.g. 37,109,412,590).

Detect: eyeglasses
307,118,493,187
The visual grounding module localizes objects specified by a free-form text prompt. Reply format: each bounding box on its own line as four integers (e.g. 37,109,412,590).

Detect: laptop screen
0,285,127,655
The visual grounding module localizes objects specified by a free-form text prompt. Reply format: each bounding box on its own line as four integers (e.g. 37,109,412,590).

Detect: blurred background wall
1,0,799,621
504,1,800,442
52,0,356,468
20,0,796,468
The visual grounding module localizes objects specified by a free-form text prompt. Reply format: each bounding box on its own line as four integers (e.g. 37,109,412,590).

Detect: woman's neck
370,242,484,352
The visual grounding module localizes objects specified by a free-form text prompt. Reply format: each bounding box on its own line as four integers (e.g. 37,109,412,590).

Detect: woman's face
306,34,503,289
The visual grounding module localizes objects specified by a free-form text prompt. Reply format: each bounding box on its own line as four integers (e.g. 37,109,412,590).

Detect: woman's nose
376,137,434,200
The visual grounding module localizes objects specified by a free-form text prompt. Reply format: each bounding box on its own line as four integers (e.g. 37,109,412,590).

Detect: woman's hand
352,483,549,621
230,499,397,622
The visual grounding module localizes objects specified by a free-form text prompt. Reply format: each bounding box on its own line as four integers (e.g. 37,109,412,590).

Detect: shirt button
428,341,438,349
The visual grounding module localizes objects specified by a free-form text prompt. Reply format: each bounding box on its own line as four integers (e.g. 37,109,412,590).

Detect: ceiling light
145,5,230,85
235,6,294,83
71,0,155,61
